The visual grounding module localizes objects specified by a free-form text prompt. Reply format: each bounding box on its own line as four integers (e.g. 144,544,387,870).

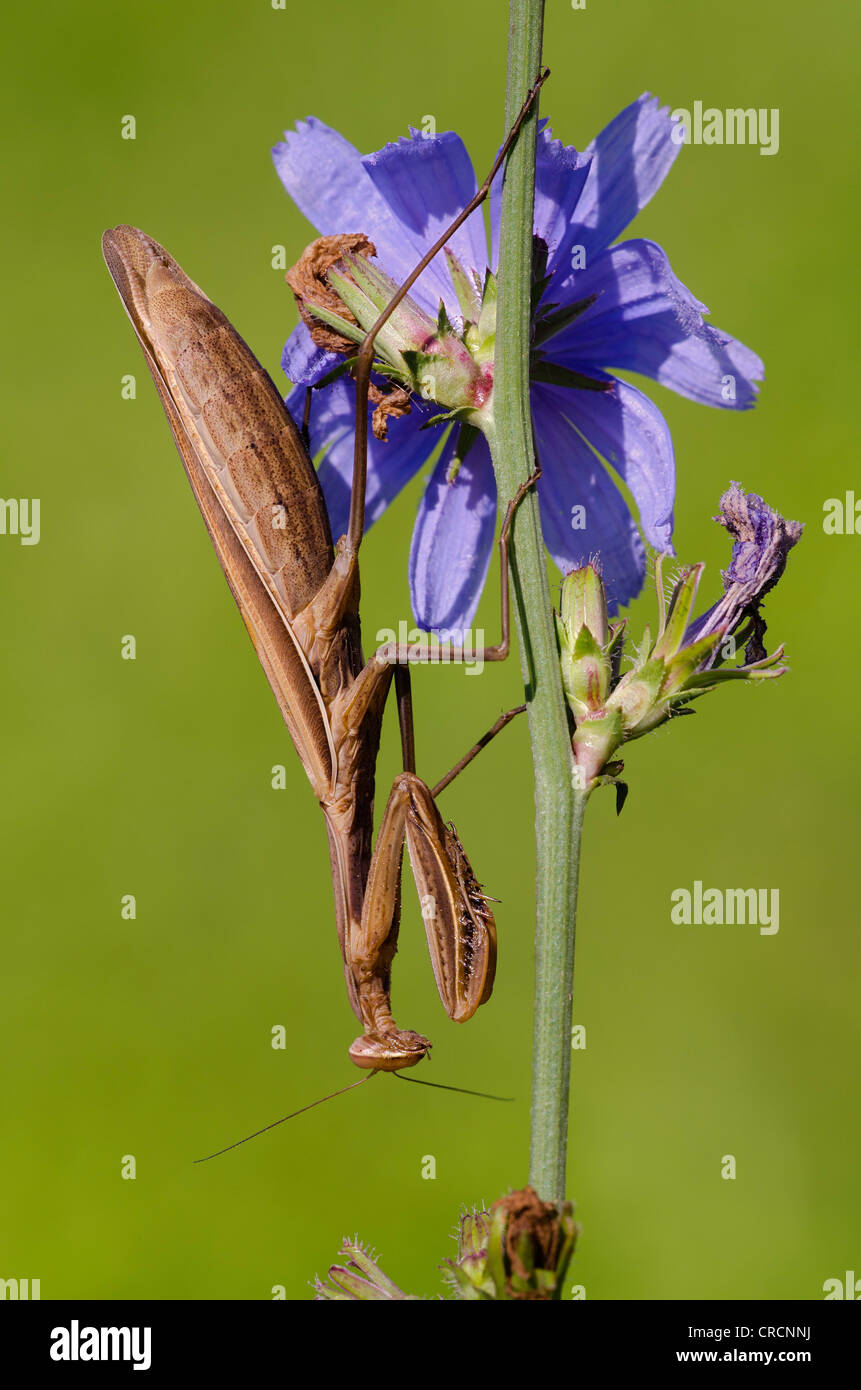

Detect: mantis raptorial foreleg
346,667,524,1072
191,690,522,1162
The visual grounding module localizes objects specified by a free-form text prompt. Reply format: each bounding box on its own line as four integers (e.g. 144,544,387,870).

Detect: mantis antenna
194,1069,512,1163
194,1072,378,1163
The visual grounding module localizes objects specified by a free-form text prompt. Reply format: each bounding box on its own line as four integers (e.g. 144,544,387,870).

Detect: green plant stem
488,0,588,1206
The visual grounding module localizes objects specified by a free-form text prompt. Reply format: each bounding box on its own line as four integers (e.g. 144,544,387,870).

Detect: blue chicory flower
272,95,764,634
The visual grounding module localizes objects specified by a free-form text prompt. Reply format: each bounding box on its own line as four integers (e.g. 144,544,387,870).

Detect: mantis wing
102,225,337,797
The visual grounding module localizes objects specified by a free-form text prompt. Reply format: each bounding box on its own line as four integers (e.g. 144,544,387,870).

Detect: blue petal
362,130,489,321
272,117,440,319
273,117,394,239
548,239,764,408
532,383,646,612
570,94,681,260
533,130,593,281
409,432,497,635
281,321,341,387
287,379,436,540
491,125,591,280
533,375,674,554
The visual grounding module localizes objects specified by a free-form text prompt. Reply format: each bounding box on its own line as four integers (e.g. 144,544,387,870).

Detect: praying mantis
102,72,548,1151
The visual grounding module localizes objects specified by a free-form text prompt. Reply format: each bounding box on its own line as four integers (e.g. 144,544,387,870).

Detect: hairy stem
488,0,587,1205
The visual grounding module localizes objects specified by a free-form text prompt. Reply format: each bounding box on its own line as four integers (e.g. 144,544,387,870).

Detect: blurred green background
2,0,857,1301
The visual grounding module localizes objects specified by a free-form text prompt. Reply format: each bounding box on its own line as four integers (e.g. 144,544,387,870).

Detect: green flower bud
313,1239,419,1301
556,564,617,720
443,1188,580,1301
556,486,801,802
442,1209,501,1300
286,234,496,426
560,562,609,645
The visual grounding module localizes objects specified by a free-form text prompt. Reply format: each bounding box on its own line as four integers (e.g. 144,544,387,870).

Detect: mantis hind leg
431,704,527,798
391,646,526,799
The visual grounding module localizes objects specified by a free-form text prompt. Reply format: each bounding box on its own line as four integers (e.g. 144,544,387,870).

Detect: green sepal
562,623,611,716
327,269,408,371
320,1266,394,1300
679,647,787,688
442,1208,500,1299
555,608,571,656
401,348,438,378
661,629,724,695
485,1207,510,1300
440,1260,494,1300
476,270,497,348
420,405,476,431
314,1241,418,1300
665,685,719,710
339,252,400,312
300,296,366,347
480,264,497,307
533,293,598,347
607,656,666,732
437,299,455,339
444,423,480,484
341,1242,408,1296
531,275,554,316
312,355,408,393
475,330,495,362
444,246,481,324
554,1205,581,1294
312,355,358,389
632,623,653,665
573,623,605,663
652,564,705,660
325,268,376,325
530,359,613,392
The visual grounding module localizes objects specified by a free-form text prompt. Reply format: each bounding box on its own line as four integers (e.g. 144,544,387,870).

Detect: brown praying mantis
102,71,548,1156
